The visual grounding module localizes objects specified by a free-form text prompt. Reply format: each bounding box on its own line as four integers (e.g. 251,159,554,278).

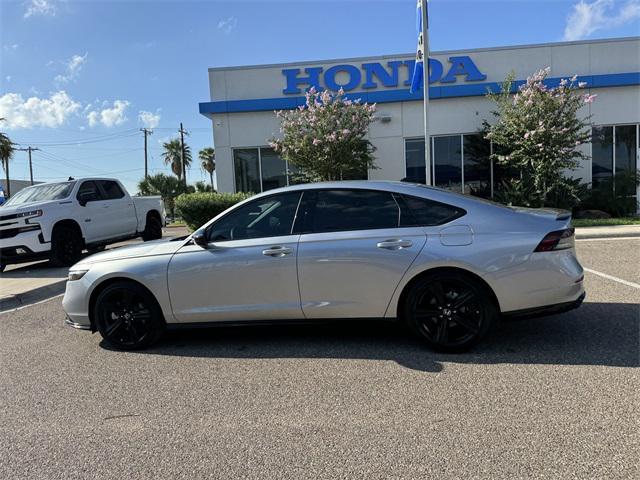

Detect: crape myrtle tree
483,67,596,208
270,88,377,182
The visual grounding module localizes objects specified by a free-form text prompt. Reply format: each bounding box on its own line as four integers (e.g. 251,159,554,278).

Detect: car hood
77,237,186,265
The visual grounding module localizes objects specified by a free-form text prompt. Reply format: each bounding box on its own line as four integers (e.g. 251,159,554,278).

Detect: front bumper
61,277,92,329
0,227,50,265
64,316,92,330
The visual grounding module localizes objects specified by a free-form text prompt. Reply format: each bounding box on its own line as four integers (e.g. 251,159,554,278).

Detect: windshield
3,181,76,206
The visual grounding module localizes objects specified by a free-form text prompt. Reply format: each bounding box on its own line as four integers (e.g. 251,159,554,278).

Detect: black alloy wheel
405,272,495,352
94,281,165,350
50,226,83,266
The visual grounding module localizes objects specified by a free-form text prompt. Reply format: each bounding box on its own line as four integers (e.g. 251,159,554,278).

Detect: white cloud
563,0,640,40
138,110,161,129
24,0,57,19
5,76,11,83
217,16,238,34
3,44,19,52
0,91,81,129
54,53,88,85
87,100,130,128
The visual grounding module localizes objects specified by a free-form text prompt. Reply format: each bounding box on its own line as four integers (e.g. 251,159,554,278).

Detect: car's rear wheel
404,272,496,352
50,225,83,267
141,215,162,241
94,281,165,350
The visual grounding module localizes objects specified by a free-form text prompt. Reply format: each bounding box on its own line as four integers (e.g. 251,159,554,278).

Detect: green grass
572,217,640,227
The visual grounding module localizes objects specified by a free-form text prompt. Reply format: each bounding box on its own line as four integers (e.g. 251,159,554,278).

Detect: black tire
141,215,162,241
87,245,106,254
94,281,165,350
404,272,496,352
50,225,83,267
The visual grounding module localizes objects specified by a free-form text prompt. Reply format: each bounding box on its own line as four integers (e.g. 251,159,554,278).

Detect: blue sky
1,0,639,193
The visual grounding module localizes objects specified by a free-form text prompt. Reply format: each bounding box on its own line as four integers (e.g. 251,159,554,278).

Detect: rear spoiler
509,206,572,221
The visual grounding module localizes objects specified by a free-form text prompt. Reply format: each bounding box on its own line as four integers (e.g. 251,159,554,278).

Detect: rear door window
97,180,125,200
303,189,400,233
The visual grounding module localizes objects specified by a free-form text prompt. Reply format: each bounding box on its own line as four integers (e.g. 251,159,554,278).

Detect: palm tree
138,173,186,219
194,180,212,193
162,139,192,183
198,147,216,191
0,118,14,198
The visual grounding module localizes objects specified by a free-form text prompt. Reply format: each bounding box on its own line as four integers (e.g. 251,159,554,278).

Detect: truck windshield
3,181,76,206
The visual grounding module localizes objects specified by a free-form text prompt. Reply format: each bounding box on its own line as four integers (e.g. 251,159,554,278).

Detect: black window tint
207,192,301,242
399,194,465,227
98,180,125,200
76,181,102,203
308,190,399,233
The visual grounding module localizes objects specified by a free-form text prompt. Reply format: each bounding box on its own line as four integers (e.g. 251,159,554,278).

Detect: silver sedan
62,181,585,352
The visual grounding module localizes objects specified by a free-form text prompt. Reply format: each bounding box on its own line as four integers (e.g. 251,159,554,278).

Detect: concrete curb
0,280,67,313
575,225,640,240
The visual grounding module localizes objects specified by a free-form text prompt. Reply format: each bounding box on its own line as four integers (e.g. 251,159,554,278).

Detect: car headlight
68,269,89,281
17,209,43,219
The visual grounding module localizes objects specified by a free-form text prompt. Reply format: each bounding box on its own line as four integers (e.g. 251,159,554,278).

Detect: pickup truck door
76,180,113,242
95,180,137,238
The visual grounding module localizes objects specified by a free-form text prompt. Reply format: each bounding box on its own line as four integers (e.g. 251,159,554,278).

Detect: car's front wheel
404,272,496,352
94,281,165,350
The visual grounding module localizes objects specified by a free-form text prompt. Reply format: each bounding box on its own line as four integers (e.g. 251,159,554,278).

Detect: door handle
376,239,413,250
262,246,293,257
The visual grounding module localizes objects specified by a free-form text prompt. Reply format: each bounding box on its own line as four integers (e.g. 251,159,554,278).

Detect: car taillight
534,228,575,252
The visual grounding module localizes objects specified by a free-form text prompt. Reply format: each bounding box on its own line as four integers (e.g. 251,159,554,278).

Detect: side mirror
192,231,209,248
77,192,91,207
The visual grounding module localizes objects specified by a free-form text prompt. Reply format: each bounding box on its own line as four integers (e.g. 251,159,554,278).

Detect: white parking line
583,268,640,289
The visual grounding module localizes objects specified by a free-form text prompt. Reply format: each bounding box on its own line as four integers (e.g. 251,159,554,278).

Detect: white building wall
204,37,640,193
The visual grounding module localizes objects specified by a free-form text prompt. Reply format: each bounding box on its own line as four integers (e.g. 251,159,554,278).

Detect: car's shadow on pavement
110,301,639,372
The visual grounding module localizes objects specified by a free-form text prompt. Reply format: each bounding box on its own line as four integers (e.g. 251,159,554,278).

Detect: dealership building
200,37,639,196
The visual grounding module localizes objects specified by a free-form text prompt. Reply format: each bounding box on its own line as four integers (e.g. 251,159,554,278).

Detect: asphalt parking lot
0,238,638,479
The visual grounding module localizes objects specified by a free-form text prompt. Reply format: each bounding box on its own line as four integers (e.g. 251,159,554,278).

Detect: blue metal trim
199,72,640,115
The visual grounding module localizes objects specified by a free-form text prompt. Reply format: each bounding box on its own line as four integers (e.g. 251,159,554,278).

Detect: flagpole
421,0,431,185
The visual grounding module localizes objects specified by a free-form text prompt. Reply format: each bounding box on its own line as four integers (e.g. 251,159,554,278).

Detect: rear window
398,194,466,227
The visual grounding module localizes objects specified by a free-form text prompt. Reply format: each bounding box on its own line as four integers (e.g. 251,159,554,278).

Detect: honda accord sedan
62,181,585,352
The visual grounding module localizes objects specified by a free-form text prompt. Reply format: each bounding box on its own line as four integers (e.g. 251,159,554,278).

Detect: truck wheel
50,225,83,267
142,216,162,241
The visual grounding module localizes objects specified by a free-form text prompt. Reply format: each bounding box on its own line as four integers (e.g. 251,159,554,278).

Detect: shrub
581,171,640,217
175,192,253,231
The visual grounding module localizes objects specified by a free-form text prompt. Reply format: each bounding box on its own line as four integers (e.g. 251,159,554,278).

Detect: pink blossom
342,129,350,135
578,82,587,88
524,132,530,139
583,93,597,104
312,138,321,146
570,74,578,82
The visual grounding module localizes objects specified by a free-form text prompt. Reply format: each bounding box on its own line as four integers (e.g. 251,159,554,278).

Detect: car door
76,180,112,242
296,189,427,319
167,191,303,323
96,180,137,238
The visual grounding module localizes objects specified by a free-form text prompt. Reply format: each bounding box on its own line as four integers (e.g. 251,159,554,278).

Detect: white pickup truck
0,178,166,271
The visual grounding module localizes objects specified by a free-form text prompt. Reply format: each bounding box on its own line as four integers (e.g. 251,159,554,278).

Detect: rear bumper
502,291,586,320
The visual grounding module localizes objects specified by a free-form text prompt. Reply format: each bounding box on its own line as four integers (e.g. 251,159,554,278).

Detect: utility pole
15,146,40,185
140,128,153,179
178,123,188,186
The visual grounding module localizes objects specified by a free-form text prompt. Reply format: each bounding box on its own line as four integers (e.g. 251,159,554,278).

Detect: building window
592,124,638,188
433,135,462,191
233,149,261,193
405,138,427,184
404,134,492,197
233,147,293,193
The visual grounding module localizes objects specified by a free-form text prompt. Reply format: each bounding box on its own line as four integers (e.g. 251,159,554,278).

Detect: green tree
198,147,216,191
0,118,14,197
270,88,377,182
483,68,594,208
138,173,187,219
162,139,192,182
194,180,213,193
